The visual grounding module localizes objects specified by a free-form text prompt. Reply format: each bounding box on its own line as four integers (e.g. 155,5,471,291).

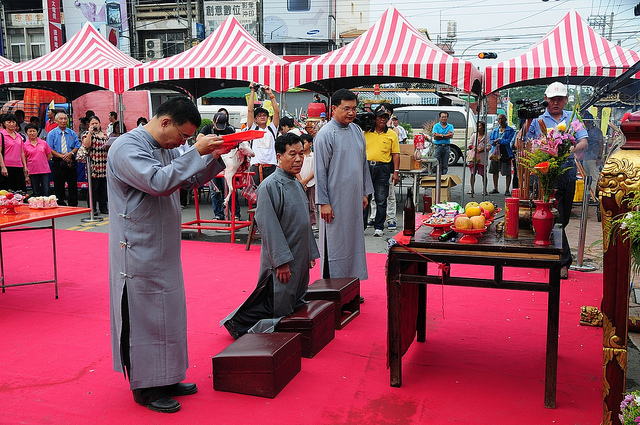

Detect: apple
465,202,479,211
454,216,472,230
479,201,495,215
470,215,486,230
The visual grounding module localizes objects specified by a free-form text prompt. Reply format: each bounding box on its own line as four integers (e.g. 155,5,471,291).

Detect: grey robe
315,119,373,280
221,167,320,334
108,126,224,390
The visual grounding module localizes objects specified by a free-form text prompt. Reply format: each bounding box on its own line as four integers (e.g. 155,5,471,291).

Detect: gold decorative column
600,115,640,425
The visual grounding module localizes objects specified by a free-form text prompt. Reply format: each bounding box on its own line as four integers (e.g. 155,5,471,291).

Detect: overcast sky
369,0,640,69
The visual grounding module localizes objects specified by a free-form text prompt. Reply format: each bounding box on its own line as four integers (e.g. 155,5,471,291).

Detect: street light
460,37,500,58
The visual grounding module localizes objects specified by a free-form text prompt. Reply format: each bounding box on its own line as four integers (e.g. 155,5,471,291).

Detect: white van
393,105,477,165
196,104,247,131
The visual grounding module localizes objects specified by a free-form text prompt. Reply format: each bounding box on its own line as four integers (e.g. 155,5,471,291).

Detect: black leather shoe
133,388,181,413
145,396,181,413
165,382,198,397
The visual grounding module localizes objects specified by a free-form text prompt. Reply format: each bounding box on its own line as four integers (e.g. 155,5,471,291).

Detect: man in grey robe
108,97,230,413
221,132,320,338
315,89,373,288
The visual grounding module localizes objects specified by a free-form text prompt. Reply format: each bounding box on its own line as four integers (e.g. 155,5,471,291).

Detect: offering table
386,224,562,408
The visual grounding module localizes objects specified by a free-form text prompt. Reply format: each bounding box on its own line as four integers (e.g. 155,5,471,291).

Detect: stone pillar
600,113,640,425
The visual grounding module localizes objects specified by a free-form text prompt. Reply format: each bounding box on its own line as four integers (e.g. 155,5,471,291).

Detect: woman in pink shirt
0,113,28,192
23,123,52,196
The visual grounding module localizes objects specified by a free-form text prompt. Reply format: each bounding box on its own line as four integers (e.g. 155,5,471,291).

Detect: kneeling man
221,132,319,338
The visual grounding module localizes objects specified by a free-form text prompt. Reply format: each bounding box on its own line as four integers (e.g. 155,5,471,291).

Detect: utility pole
609,12,614,41
186,0,193,49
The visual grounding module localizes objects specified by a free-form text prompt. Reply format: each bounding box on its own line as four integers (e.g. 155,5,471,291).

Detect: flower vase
532,200,554,246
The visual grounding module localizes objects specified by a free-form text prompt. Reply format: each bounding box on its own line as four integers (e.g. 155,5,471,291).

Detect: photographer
525,82,587,280
246,82,280,185
82,115,110,214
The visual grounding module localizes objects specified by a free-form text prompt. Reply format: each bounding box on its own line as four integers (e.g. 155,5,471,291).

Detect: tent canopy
0,23,140,99
485,10,639,94
284,7,483,95
126,16,288,97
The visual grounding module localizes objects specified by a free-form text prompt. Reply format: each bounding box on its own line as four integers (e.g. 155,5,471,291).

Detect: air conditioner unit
145,39,163,60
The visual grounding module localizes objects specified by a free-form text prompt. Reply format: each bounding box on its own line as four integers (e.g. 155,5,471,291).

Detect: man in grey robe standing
315,89,373,299
221,132,320,338
108,97,230,413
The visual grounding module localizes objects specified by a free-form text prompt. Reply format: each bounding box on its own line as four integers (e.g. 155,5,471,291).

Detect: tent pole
118,94,124,134
460,98,471,207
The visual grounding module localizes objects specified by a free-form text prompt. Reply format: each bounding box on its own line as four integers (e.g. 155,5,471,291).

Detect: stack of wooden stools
212,277,361,398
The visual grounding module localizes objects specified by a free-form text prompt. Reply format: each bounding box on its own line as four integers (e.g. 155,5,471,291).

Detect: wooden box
212,333,301,398
275,300,335,358
305,278,360,330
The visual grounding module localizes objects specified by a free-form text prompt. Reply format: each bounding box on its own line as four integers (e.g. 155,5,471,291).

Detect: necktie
60,132,67,154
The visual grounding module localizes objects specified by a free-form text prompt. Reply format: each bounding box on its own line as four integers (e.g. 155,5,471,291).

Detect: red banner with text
47,0,62,50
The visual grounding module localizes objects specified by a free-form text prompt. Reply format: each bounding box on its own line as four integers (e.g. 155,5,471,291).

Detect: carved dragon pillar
600,113,640,425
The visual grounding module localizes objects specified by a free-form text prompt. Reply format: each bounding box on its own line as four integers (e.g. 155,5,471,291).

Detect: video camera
516,99,548,120
354,111,375,132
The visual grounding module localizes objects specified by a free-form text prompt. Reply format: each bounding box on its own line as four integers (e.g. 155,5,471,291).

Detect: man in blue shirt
526,82,587,279
432,111,454,175
47,112,81,206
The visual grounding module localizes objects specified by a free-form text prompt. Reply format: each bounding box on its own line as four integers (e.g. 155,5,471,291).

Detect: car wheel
448,147,461,166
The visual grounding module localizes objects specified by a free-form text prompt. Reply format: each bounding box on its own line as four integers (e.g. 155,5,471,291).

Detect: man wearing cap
198,111,237,220
315,112,327,132
246,82,280,185
526,82,587,279
581,111,604,194
432,111,454,175
390,115,407,143
363,104,400,237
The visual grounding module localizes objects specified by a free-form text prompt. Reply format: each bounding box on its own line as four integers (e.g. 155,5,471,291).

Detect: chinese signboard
203,1,258,39
10,13,46,27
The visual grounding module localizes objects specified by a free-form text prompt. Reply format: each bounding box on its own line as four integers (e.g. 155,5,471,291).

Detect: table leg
52,219,59,299
193,188,202,236
413,174,419,206
544,264,560,408
387,254,402,387
417,283,426,343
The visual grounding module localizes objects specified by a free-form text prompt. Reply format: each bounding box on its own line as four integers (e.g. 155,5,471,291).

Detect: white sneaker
374,229,384,237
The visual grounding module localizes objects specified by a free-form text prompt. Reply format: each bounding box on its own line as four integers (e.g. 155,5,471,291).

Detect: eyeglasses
173,123,194,142
337,106,358,113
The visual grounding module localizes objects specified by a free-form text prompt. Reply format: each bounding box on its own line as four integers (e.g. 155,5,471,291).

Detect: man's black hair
439,111,449,118
331,88,357,106
30,116,40,123
300,133,313,144
279,116,295,128
275,132,302,155
155,96,201,128
109,111,117,119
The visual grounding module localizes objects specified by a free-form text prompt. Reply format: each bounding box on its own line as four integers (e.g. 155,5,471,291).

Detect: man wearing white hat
526,82,588,280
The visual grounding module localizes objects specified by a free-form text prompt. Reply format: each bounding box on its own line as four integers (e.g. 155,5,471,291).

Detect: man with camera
246,82,280,186
523,82,587,279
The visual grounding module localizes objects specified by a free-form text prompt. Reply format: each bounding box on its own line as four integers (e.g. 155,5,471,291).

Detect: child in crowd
297,133,316,229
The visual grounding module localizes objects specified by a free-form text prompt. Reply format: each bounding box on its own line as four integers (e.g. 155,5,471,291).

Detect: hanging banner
45,0,63,51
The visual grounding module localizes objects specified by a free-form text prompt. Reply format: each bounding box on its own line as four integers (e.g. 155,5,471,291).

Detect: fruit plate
450,226,486,244
421,214,454,238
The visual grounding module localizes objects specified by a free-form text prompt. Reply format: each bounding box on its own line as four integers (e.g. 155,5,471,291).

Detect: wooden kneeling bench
305,278,360,330
275,300,335,358
212,333,302,398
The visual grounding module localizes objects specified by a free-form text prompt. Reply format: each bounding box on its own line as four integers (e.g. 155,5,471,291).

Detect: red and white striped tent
485,10,639,94
0,56,14,68
0,23,140,99
284,7,483,94
125,16,287,97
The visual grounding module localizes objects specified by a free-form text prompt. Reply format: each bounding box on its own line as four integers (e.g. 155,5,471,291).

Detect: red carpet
1,230,601,424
